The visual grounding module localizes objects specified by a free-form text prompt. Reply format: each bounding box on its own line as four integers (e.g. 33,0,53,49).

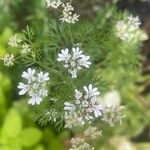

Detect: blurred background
0,0,150,150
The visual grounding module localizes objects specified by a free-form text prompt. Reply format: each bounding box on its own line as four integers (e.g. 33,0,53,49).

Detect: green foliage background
0,0,149,150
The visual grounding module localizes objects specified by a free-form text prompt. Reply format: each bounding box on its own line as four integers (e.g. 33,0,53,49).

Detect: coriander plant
1,0,148,149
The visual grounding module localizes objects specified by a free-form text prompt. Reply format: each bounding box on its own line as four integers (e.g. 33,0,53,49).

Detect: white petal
36,96,42,105
89,84,93,91
83,86,88,93
28,98,36,105
94,109,102,117
18,82,28,95
22,71,28,79
19,89,27,95
58,53,64,58
57,58,63,61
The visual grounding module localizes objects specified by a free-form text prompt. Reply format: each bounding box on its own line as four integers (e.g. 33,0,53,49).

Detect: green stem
15,55,22,61
67,24,74,45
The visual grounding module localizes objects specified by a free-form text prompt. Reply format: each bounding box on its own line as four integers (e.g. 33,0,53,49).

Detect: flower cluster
60,3,79,24
8,34,21,47
1,34,20,67
84,126,102,139
101,105,126,127
18,68,50,105
5,34,125,150
21,43,31,54
57,47,91,78
97,90,125,127
69,126,101,150
8,34,31,55
69,137,94,150
1,54,15,67
46,0,79,24
46,0,62,9
115,15,148,42
1,34,32,67
64,84,103,129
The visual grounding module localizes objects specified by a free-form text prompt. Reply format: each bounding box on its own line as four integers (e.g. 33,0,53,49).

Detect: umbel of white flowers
46,0,62,9
46,0,79,24
60,3,79,24
21,43,31,54
57,47,91,78
8,34,31,54
64,84,104,129
115,15,148,42
69,137,94,150
1,34,32,67
1,54,15,67
8,34,21,47
18,68,50,105
69,126,102,150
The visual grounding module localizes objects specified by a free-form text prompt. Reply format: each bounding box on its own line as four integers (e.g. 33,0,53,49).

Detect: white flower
75,89,83,100
116,21,129,41
21,43,31,54
101,105,126,127
97,91,125,127
28,94,42,105
84,126,102,139
22,68,35,83
45,0,79,24
64,112,85,129
46,0,62,9
37,71,50,82
84,84,100,99
60,3,79,24
115,14,147,43
68,69,78,78
57,47,91,78
18,82,29,95
8,34,21,47
64,84,102,128
64,102,76,111
127,15,141,30
90,104,103,117
2,54,15,67
57,48,71,63
69,137,94,150
18,68,50,105
78,143,94,150
79,55,91,68
70,137,85,145
70,142,94,150
72,47,83,59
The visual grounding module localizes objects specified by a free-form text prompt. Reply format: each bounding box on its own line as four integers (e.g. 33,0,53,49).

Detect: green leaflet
0,107,44,149
19,127,42,147
2,108,22,138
